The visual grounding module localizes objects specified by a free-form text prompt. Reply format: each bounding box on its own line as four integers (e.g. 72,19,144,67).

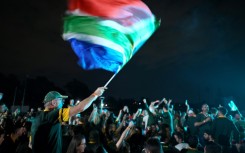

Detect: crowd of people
0,90,245,153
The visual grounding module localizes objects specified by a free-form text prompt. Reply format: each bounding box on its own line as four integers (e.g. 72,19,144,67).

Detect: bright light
75,100,80,105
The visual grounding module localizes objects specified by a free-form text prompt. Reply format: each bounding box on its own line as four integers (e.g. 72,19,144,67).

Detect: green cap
43,91,68,103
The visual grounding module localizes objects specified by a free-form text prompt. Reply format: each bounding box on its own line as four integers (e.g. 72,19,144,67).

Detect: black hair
144,137,163,153
66,134,86,153
218,107,228,116
187,135,199,148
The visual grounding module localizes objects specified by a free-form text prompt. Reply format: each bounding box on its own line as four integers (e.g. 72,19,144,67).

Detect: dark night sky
1,0,245,108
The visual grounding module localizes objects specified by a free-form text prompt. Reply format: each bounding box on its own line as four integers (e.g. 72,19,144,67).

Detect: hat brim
59,95,68,99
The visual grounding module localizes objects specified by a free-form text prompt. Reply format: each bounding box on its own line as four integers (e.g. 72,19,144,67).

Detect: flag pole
104,68,121,87
104,72,118,87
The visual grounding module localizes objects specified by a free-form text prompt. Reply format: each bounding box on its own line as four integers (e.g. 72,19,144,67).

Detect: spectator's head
234,112,242,120
218,107,228,116
187,109,195,116
188,135,199,149
109,123,116,133
69,99,75,106
88,129,100,145
210,107,218,116
150,124,158,132
204,142,222,153
203,129,214,142
144,137,163,153
0,92,3,100
174,132,184,144
30,108,34,112
202,104,209,113
0,103,8,113
43,91,68,109
66,134,86,153
37,107,42,111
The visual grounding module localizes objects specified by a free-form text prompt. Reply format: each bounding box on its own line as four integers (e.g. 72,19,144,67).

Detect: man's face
235,114,241,120
16,127,25,137
70,99,74,105
202,104,209,112
55,98,64,109
151,125,156,132
76,138,86,153
203,133,209,140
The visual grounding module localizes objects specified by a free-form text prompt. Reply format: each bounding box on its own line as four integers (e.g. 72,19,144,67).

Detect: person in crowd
194,104,212,147
142,110,150,132
203,130,215,144
174,132,190,151
34,107,42,117
204,142,222,153
157,102,173,145
173,110,185,135
0,121,25,153
161,101,174,138
37,107,42,112
233,112,245,140
0,93,9,124
26,108,36,120
69,99,77,125
31,87,106,153
184,100,197,137
13,107,21,119
85,129,101,153
143,137,163,153
209,107,218,120
116,105,130,123
0,103,8,114
236,139,245,153
212,106,240,153
66,134,86,153
186,135,203,153
143,99,158,131
69,99,75,107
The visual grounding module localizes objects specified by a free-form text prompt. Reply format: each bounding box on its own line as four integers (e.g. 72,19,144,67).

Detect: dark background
0,0,245,112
